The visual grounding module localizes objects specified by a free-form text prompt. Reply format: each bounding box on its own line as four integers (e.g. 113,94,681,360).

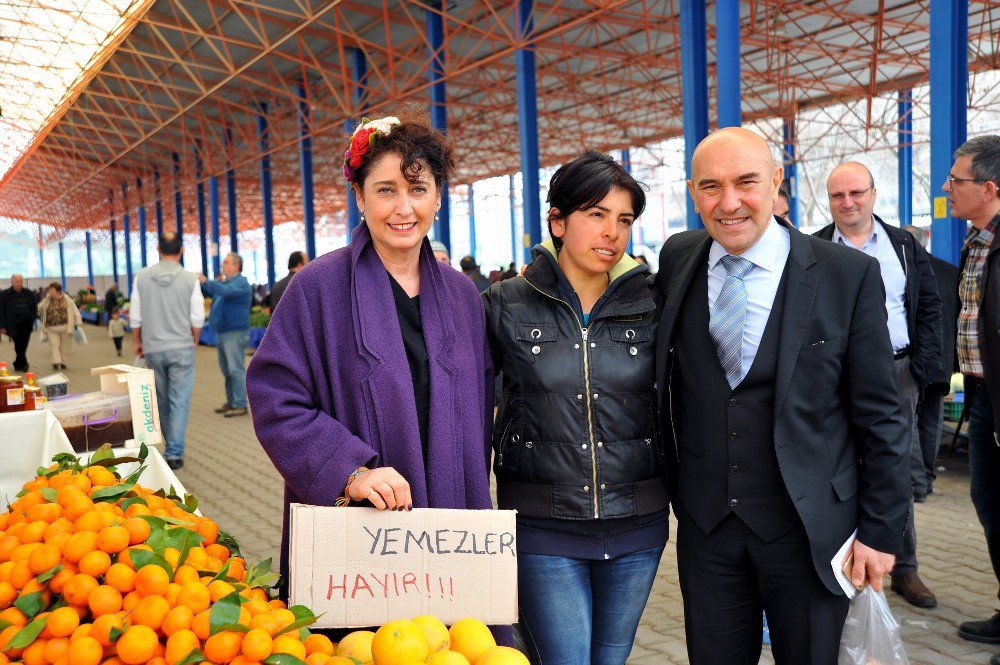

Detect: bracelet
335,466,371,507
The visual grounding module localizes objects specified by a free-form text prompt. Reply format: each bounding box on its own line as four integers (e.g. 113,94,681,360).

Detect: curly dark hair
349,105,455,190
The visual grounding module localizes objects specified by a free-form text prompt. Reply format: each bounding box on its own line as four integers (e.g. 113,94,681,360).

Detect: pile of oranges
0,447,333,664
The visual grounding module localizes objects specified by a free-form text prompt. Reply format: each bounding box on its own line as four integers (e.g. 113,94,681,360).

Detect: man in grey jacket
130,233,205,470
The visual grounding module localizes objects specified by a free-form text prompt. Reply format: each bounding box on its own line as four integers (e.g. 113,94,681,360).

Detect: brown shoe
223,407,248,418
890,572,937,608
214,403,232,413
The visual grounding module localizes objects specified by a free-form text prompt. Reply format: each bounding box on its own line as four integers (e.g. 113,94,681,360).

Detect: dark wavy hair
547,150,647,250
350,106,455,190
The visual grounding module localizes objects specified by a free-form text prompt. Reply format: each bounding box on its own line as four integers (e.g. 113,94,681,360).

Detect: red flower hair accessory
343,116,401,183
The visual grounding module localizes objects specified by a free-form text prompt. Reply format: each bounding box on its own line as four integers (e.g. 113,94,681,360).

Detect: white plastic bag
838,586,910,664
73,325,88,345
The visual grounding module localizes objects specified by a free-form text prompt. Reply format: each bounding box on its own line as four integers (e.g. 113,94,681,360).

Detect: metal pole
122,183,133,292
210,175,221,278
196,145,208,276
258,103,277,289
783,118,799,227
172,152,184,265
347,48,368,240
680,0,709,229
136,177,148,267
298,83,317,260
509,174,518,266
427,0,451,249
715,0,742,128
38,246,45,279
516,0,542,263
468,184,477,260
153,170,164,238
226,128,239,253
930,0,967,265
898,89,913,227
58,242,66,292
109,191,119,286
622,148,634,254
85,231,94,287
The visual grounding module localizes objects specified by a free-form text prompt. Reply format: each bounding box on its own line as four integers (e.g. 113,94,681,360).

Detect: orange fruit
9,560,33,589
26,542,60,575
90,612,126,647
192,609,211,641
336,630,375,663
425,651,472,665
272,634,307,660
19,520,47,544
46,606,81,638
372,619,429,665
43,636,69,663
165,629,200,665
115,624,158,665
73,511,105,534
105,563,136,593
20,637,47,665
0,581,15,609
448,618,495,664
303,632,334,656
66,635,103,665
241,627,273,661
207,579,236,603
204,631,243,663
161,605,194,636
88,584,124,616
204,543,229,563
270,608,296,633
97,526,130,554
0,625,21,658
131,594,171,630
248,612,282,636
173,565,200,586
412,615,450,652
134,564,170,597
197,520,219,546
475,646,531,665
122,518,151,546
176,582,211,614
0,606,27,627
78,550,112,578
62,573,99,607
62,531,98,563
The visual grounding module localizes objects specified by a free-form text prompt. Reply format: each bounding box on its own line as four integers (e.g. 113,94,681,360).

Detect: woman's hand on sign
348,466,412,511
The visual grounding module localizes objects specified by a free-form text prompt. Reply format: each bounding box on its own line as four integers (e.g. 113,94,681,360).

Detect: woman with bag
40,282,83,369
484,151,668,664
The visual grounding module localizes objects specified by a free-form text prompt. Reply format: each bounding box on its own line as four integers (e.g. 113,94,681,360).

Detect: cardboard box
0,410,74,506
91,364,161,446
289,505,517,628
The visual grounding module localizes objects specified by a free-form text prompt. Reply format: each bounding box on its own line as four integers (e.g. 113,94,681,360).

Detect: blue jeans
966,377,1000,598
517,545,664,665
144,346,195,460
217,330,249,408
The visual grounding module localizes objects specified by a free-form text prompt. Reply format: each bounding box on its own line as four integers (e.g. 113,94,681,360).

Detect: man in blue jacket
200,252,252,417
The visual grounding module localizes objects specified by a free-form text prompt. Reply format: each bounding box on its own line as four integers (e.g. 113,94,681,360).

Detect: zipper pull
582,328,588,342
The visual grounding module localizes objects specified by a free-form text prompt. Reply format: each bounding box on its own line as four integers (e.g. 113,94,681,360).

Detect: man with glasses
947,137,1000,656
815,161,944,609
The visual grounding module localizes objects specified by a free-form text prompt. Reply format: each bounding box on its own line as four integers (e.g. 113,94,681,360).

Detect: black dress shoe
166,458,184,470
914,492,927,503
990,653,1000,665
890,572,937,608
959,610,1000,644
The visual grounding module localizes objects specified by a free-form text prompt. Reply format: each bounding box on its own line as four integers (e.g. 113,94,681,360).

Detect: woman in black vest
484,151,668,664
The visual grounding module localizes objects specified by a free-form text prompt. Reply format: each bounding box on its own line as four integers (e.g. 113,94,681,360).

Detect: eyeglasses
828,186,873,203
946,175,988,185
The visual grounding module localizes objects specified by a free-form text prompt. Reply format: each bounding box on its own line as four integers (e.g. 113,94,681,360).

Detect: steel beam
347,48,367,240
210,175,221,278
783,118,799,227
622,148,634,254
680,0,709,229
153,170,164,239
136,177,148,267
930,0,968,265
196,146,208,276
59,242,66,292
509,175,518,266
468,184,477,261
715,0,742,128
516,0,542,262
172,152,184,265
298,84,317,260
122,183,133,291
85,231,94,287
109,191,118,286
38,247,45,279
226,129,239,254
427,0,451,250
258,103,277,289
898,89,913,227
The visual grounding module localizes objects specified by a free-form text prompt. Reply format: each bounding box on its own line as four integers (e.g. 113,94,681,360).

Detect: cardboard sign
289,505,517,628
91,364,162,446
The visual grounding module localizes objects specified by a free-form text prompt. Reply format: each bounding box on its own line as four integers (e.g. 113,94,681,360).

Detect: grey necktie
710,255,754,388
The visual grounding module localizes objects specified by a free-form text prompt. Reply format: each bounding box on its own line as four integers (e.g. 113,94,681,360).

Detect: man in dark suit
267,251,307,311
814,163,943,609
0,274,38,372
655,128,910,664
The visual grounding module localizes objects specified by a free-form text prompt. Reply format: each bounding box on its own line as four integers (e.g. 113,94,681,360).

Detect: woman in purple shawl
245,112,496,611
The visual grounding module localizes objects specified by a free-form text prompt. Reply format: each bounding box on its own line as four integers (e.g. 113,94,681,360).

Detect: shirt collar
968,213,1000,247
831,220,879,248
708,218,784,273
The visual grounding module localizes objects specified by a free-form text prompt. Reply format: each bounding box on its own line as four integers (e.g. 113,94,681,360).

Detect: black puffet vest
673,264,801,542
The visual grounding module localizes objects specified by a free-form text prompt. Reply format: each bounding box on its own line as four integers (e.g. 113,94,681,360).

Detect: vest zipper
525,279,601,518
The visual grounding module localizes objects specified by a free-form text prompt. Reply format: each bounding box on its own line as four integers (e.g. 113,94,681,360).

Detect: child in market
108,309,126,357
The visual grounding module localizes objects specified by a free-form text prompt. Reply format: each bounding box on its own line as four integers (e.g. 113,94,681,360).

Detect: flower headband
343,116,402,183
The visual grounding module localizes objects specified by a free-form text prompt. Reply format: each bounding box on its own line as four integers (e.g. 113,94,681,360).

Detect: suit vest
673,264,801,542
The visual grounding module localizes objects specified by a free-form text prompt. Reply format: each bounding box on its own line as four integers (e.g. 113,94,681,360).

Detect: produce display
0,446,528,665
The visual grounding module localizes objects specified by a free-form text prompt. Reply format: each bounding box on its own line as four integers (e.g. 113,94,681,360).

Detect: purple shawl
247,223,494,581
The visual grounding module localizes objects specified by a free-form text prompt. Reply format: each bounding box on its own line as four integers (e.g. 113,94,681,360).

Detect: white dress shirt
708,220,791,380
832,223,909,353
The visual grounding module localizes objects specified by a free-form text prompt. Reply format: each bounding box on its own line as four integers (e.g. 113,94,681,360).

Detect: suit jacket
267,272,293,311
928,255,959,386
654,218,910,594
814,216,944,389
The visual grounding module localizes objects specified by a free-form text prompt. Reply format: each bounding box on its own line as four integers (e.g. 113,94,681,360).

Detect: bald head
687,127,783,255
826,161,877,233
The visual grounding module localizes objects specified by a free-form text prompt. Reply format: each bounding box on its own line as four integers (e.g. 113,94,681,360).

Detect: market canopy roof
0,0,998,243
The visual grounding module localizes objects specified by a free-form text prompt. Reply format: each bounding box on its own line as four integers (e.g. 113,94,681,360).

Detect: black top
388,273,430,458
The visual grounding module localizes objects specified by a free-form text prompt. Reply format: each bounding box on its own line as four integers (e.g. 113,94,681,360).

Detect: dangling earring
434,212,440,222
360,211,366,223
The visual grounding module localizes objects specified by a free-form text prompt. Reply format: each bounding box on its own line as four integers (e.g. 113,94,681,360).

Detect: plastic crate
944,395,964,422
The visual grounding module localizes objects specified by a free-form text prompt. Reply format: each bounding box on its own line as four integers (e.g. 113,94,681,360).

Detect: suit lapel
655,235,712,391
774,221,819,420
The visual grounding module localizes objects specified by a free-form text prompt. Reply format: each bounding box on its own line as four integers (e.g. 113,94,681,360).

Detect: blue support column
172,152,184,265
347,48,368,239
109,191,119,286
122,183,133,292
210,175,221,278
38,247,45,279
468,184,477,260
58,242,66,292
196,146,208,276
136,178,148,267
680,0,709,229
258,103,276,288
427,0,451,249
898,89,913,227
622,149,634,254
85,231,94,287
153,170,164,239
509,174,518,265
783,118,799,227
715,0,742,128
298,84,317,260
516,0,542,263
930,0,968,265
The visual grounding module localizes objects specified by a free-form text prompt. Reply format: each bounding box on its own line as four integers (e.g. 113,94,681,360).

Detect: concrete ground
15,325,1000,664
